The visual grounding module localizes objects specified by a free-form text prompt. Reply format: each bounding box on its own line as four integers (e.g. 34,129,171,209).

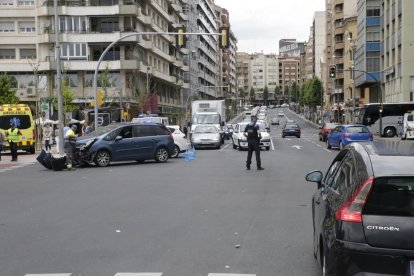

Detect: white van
131,115,169,125
401,112,414,140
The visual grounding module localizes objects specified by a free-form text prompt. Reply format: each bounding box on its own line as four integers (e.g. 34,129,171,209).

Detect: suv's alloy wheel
94,150,111,167
155,147,169,163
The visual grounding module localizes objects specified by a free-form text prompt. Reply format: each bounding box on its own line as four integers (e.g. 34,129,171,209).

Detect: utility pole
54,0,64,154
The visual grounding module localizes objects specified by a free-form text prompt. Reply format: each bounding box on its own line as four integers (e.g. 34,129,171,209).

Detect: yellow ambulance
0,104,36,154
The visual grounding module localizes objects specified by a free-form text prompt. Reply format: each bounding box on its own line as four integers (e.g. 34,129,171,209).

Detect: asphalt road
0,108,338,276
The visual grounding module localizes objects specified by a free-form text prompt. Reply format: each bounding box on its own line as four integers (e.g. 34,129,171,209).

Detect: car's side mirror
115,135,123,142
305,170,323,184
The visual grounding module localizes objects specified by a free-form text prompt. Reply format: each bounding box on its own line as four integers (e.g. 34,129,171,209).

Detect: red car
319,123,340,142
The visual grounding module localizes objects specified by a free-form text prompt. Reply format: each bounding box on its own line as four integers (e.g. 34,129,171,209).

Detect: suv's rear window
346,126,369,133
364,177,414,217
0,115,31,129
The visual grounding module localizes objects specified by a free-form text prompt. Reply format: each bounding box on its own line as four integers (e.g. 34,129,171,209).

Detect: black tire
30,146,35,154
238,140,243,151
232,139,237,149
266,146,270,151
319,135,322,141
172,145,180,158
384,127,396,137
155,147,169,163
326,140,331,149
136,160,145,164
94,150,111,167
402,134,407,140
297,135,300,138
282,135,285,138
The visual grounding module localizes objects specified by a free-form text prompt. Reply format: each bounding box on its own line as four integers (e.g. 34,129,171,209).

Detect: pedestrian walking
0,130,5,161
244,115,264,170
43,123,52,151
5,123,22,162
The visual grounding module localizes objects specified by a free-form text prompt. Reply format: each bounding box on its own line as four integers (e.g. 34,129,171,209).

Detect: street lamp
146,66,150,113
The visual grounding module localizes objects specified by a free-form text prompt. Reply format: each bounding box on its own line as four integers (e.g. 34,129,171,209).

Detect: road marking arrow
292,145,303,149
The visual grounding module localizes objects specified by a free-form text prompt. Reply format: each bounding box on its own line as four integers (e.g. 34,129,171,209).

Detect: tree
249,87,255,104
0,74,19,105
291,82,298,103
52,78,78,114
97,64,117,107
284,85,290,103
274,86,281,104
263,85,269,106
301,77,323,122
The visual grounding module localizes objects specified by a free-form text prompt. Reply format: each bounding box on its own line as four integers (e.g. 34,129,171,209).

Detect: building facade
278,55,301,104
354,0,382,105
382,0,414,102
248,53,278,105
0,0,190,124
236,52,249,104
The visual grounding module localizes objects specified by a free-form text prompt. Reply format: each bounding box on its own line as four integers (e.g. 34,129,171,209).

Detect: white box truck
401,112,414,140
190,100,226,133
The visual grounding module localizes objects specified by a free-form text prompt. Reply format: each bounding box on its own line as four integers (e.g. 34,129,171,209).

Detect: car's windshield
82,124,123,139
194,126,218,133
192,114,220,124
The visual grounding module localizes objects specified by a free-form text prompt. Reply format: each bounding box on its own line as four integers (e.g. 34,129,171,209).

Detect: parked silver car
191,125,221,149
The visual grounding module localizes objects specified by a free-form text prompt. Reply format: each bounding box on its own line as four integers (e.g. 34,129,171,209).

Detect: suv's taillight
344,133,351,138
335,176,374,223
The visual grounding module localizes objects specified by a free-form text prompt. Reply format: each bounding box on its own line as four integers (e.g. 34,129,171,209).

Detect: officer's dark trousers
246,138,261,168
10,142,18,161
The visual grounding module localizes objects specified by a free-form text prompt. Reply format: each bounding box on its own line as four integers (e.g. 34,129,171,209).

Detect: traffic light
97,90,104,107
176,26,186,48
219,26,230,49
329,65,336,78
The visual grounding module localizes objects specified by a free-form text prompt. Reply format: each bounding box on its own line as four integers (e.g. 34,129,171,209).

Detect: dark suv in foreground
306,141,414,276
77,123,174,167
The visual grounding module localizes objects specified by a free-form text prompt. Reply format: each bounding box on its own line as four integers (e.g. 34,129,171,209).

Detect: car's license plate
410,261,414,276
201,141,210,144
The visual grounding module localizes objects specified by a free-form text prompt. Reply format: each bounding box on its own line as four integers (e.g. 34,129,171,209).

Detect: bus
354,102,414,137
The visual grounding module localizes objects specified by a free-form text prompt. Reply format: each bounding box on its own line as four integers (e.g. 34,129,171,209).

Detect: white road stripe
316,144,322,147
25,274,71,276
208,274,256,276
220,144,230,151
324,149,332,153
114,273,163,276
271,139,275,150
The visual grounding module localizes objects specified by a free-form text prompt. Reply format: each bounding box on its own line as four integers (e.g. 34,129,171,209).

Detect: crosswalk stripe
25,274,71,276
208,274,256,276
115,272,162,276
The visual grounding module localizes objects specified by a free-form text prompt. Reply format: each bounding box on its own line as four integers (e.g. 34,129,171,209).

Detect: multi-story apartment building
354,0,382,104
248,53,278,105
236,52,249,103
382,0,414,102
325,0,357,121
303,27,314,81
343,15,357,123
0,0,189,124
313,11,327,80
278,55,300,104
186,0,218,99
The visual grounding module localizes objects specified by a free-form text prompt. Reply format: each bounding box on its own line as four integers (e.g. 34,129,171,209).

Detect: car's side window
323,150,348,188
104,128,121,141
330,152,354,194
118,126,133,139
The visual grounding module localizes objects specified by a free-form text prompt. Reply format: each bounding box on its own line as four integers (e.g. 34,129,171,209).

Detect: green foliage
238,87,244,98
0,74,19,105
290,82,299,103
249,87,255,103
301,77,323,109
52,78,78,113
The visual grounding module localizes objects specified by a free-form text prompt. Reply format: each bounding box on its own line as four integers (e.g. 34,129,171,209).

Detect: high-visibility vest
64,129,77,143
7,128,20,143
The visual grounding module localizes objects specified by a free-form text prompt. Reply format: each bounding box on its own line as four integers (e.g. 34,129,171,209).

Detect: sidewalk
0,151,39,173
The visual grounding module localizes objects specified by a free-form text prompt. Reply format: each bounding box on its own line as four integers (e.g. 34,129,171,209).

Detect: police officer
64,124,78,168
6,123,22,162
244,115,264,170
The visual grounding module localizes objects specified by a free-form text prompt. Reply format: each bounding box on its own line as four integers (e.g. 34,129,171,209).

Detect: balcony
137,7,152,25
149,0,173,23
38,1,139,16
334,26,344,35
37,30,140,44
334,41,344,50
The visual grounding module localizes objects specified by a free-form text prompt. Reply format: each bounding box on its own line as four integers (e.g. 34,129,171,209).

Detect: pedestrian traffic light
97,90,104,107
329,65,336,78
219,26,230,49
176,26,186,48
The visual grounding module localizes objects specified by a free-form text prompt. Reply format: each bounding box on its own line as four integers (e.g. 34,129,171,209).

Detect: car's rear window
346,126,369,133
364,177,414,217
285,124,298,128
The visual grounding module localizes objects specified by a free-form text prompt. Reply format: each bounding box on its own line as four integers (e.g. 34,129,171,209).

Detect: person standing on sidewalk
0,130,4,161
43,123,52,152
244,115,264,171
6,123,22,162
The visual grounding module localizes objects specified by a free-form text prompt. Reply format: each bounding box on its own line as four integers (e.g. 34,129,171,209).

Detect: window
324,150,348,187
367,8,380,17
20,48,36,59
0,115,31,129
0,22,15,32
0,48,15,59
18,21,35,33
367,51,380,72
119,126,133,139
60,43,87,60
0,0,13,5
59,16,87,33
18,0,34,5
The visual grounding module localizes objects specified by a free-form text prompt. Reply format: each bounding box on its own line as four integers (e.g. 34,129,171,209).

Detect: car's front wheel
238,140,243,151
94,150,111,167
266,146,270,151
326,140,331,149
155,147,169,163
232,138,237,149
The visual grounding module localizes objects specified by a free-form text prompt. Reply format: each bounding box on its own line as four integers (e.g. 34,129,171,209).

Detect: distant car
191,125,221,149
268,105,275,109
271,118,280,125
278,111,285,117
167,125,191,158
281,103,289,108
76,123,174,167
282,123,301,138
318,122,340,142
326,124,373,150
305,141,414,275
232,122,271,151
286,119,296,124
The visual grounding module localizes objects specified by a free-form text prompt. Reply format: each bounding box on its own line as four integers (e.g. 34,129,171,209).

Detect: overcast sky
214,0,326,54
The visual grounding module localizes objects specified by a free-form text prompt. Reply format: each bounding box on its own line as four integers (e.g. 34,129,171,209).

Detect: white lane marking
271,138,275,150
115,274,163,276
292,145,303,149
25,274,71,276
324,149,332,153
208,274,256,276
316,144,322,147
221,144,229,151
